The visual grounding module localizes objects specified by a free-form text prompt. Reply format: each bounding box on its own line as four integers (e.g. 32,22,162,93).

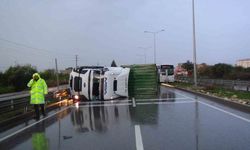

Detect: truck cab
69,66,130,101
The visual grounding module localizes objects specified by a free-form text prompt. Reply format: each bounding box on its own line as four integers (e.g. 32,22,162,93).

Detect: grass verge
170,82,250,105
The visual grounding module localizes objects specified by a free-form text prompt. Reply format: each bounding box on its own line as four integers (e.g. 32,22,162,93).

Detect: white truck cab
69,66,130,101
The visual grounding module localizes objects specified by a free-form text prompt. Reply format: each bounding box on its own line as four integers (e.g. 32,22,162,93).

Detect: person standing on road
27,73,48,120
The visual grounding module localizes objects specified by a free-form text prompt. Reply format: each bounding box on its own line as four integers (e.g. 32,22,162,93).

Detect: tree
4,65,37,91
182,60,193,71
0,72,4,86
181,60,194,76
111,60,117,67
198,63,210,77
40,69,56,80
211,63,233,79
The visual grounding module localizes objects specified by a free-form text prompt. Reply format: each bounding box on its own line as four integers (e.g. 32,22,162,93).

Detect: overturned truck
69,64,158,101
69,66,130,100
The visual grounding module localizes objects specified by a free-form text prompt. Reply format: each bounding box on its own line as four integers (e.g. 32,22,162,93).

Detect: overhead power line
0,37,72,57
0,45,74,60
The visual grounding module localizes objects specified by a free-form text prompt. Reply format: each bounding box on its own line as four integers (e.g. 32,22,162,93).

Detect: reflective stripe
32,91,44,95
33,86,43,89
31,94,44,99
31,97,45,104
32,85,43,90
31,98,44,101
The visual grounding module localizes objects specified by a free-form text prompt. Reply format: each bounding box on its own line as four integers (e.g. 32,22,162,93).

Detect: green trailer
123,64,159,99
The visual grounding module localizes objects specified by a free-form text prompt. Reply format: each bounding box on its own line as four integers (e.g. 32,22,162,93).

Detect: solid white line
161,83,174,88
75,101,196,108
137,101,196,105
0,106,70,143
174,91,250,123
79,99,131,105
135,97,189,101
75,103,132,108
199,101,250,123
135,125,144,150
174,91,194,99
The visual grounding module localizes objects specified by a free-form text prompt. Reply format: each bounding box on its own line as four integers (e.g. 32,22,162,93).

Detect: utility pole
55,58,59,91
192,0,198,87
75,55,78,68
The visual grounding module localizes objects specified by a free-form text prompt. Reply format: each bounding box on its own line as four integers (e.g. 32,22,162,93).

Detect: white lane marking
161,83,174,87
74,103,132,108
79,99,131,105
0,106,70,143
199,101,250,123
174,91,194,99
75,101,196,108
174,91,250,123
135,125,144,150
137,101,196,105
135,97,190,102
132,98,136,107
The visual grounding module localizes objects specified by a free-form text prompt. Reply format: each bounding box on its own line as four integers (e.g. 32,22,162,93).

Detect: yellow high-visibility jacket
27,73,48,104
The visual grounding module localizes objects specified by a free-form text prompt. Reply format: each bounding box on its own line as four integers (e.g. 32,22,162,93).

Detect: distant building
236,59,250,68
175,63,188,76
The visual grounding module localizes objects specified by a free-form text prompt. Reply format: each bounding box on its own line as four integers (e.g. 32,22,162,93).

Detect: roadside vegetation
181,60,250,80
174,61,250,104
171,82,250,105
0,65,69,94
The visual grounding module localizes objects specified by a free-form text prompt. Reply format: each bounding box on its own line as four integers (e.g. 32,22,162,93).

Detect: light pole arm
144,29,164,64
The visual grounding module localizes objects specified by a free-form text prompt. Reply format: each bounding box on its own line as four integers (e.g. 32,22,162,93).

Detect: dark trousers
34,104,46,120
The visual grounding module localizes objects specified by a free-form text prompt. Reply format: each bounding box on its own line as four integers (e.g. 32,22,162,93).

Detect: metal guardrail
0,91,28,99
0,85,69,116
176,76,250,91
0,85,68,102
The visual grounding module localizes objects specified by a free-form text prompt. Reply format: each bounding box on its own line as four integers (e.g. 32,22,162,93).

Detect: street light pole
144,29,164,64
153,33,156,64
75,55,78,68
192,0,198,87
55,58,59,91
138,46,151,64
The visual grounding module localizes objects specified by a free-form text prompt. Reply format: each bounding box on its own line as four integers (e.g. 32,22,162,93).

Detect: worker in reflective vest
27,73,48,120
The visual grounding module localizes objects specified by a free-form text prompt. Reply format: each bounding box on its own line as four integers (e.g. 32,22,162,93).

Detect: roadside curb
162,84,250,113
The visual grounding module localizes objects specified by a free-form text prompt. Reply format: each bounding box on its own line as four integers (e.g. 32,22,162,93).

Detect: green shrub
0,86,15,94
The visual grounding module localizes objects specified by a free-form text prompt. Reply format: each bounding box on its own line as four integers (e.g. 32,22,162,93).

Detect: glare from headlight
75,102,79,108
74,95,79,100
56,93,60,98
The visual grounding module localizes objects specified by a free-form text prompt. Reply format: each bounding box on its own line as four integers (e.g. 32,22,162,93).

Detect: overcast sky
0,0,250,71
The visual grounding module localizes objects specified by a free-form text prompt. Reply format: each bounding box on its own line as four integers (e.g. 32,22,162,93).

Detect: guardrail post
11,100,14,109
232,80,235,90
59,99,61,107
24,105,28,113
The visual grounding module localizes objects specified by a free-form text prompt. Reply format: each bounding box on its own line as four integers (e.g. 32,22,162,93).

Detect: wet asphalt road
0,86,250,150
